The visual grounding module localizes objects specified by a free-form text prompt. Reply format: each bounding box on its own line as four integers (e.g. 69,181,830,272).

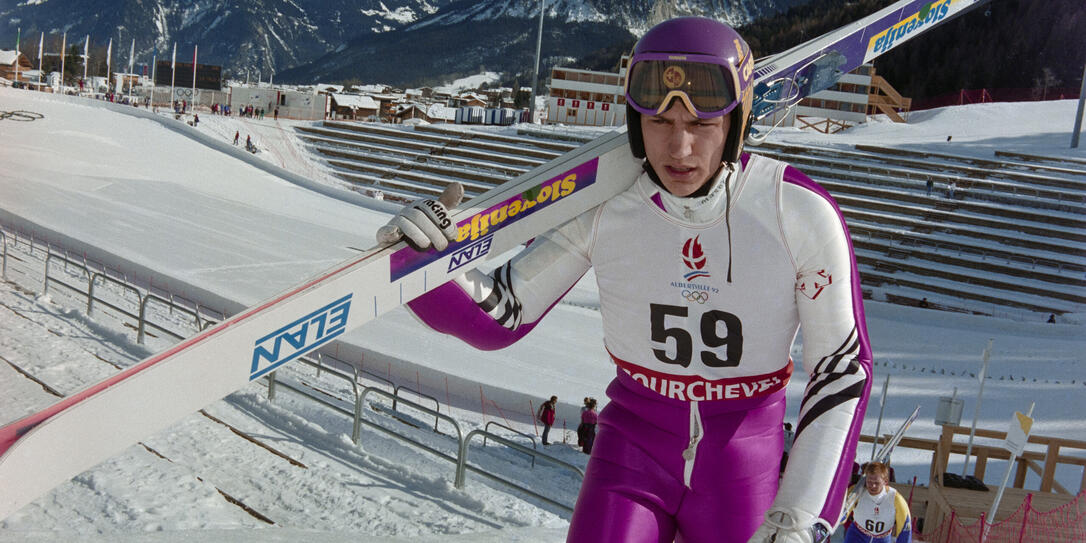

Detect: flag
83,35,90,82
128,38,135,74
60,32,66,83
14,27,19,81
170,42,176,98
192,45,197,88
106,38,112,63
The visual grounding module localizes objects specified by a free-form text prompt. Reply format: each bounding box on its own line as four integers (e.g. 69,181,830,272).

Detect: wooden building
0,50,33,83
329,93,380,121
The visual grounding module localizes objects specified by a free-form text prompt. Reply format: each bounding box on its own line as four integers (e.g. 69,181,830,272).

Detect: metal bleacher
753,141,1086,318
295,120,1086,320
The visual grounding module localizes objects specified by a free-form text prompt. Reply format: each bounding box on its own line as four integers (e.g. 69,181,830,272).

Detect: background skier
842,462,912,543
377,16,872,543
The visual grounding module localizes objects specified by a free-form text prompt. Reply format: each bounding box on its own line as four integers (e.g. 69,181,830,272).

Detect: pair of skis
0,0,985,522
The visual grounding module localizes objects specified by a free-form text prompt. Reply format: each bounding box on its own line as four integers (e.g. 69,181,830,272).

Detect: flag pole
37,32,44,88
82,35,89,92
151,50,157,107
59,32,66,91
127,38,135,102
191,44,198,111
169,42,176,109
14,28,20,85
106,38,112,96
962,339,992,475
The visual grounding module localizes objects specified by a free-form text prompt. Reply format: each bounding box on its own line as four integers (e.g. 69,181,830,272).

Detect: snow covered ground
0,87,1083,541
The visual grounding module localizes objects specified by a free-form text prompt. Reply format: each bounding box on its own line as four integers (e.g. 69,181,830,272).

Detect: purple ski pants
567,369,786,543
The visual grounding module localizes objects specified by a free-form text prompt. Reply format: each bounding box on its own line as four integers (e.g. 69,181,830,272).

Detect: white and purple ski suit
408,153,873,542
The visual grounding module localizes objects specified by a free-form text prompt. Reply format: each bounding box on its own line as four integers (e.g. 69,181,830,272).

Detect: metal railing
138,292,213,344
356,386,462,448
391,385,442,431
42,251,92,300
483,421,538,467
264,367,582,512
457,429,584,511
87,271,143,319
7,224,584,511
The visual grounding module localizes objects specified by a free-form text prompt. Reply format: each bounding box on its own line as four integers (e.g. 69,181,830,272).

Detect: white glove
376,183,464,251
747,507,831,543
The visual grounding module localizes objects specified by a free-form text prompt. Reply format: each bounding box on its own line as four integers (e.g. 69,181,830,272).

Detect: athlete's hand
747,507,830,543
376,183,463,251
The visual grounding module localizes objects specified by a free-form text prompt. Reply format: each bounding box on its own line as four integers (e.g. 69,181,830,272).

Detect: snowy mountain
2,0,810,86
278,0,811,86
0,0,452,78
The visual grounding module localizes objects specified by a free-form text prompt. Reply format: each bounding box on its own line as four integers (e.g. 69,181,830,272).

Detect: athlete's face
865,473,887,495
640,104,729,197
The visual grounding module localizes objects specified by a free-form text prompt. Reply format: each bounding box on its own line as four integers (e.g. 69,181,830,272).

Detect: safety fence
1,219,586,442
1,221,586,511
918,489,1086,542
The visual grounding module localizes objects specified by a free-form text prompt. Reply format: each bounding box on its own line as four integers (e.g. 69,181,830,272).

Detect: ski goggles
625,53,743,119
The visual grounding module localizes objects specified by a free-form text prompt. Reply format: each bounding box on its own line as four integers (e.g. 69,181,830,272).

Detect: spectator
274,107,279,121
579,398,598,454
946,181,957,199
918,298,929,308
925,177,933,197
537,395,557,445
1047,313,1056,324
233,131,240,146
578,397,591,447
193,113,199,127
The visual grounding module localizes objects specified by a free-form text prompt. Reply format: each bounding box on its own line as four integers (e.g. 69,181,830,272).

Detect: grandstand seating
295,121,1086,320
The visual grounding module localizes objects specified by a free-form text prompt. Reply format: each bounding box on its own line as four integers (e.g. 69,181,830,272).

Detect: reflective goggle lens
627,60,737,117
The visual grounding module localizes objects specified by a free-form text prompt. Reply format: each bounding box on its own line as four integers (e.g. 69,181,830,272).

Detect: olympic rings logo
0,110,44,122
682,290,709,304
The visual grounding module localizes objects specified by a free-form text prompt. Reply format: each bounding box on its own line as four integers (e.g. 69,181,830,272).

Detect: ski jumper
844,486,912,543
408,153,872,542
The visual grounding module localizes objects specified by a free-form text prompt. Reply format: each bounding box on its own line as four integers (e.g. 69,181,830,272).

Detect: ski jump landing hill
0,87,624,426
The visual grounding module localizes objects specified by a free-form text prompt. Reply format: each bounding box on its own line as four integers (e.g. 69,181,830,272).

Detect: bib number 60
650,303,743,368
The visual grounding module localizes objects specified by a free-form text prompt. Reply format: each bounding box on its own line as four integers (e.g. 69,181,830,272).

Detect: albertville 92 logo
250,294,352,380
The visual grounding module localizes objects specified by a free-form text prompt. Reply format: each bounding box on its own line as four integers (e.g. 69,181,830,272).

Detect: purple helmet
625,17,755,164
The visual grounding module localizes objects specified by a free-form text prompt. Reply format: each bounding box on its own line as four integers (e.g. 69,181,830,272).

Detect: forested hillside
578,0,1083,104
742,0,1083,103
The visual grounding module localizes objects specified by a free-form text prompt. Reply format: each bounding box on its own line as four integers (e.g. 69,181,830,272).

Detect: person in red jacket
579,398,599,454
538,395,557,445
